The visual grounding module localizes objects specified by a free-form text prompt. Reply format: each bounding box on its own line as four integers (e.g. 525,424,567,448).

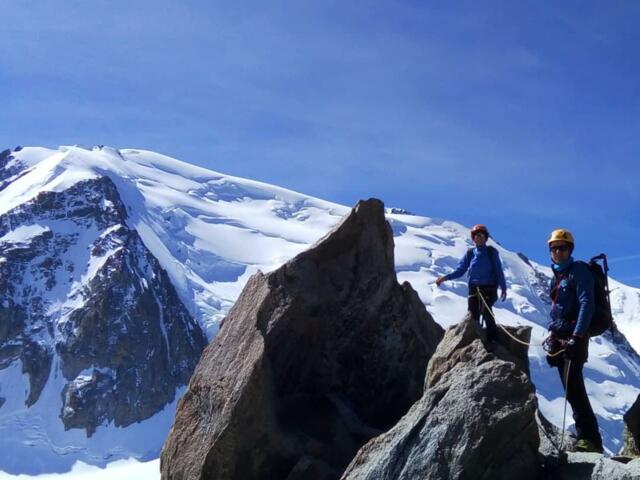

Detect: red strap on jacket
551,272,564,305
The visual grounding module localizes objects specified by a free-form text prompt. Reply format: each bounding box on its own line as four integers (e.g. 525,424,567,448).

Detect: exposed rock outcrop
536,409,576,459
161,198,444,480
621,394,640,457
0,175,207,435
341,316,540,480
563,452,640,479
0,148,28,191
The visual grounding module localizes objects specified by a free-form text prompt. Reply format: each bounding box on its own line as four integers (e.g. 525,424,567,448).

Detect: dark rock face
0,175,207,435
161,198,444,480
621,394,640,457
61,370,116,434
55,229,207,434
0,148,27,192
517,253,553,305
341,316,540,480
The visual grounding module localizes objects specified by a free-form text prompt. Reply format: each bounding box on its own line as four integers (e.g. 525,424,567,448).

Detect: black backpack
551,253,615,337
554,254,614,337
584,254,614,336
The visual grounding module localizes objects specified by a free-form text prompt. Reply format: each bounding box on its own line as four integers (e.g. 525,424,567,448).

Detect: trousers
468,285,498,341
555,356,602,448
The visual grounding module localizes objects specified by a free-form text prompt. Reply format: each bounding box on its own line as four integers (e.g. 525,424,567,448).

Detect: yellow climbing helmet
547,228,575,246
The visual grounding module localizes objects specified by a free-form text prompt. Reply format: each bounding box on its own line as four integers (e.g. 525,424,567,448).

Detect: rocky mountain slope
0,147,207,474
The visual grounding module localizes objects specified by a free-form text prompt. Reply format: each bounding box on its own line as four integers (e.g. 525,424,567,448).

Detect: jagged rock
161,198,444,480
612,332,640,459
621,394,640,457
536,409,577,459
61,370,116,436
518,253,553,305
0,176,207,435
55,231,207,434
21,340,52,407
563,452,640,479
341,316,540,480
0,149,19,191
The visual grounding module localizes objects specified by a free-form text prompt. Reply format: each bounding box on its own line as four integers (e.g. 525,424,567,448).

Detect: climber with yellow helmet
545,228,603,453
435,224,507,343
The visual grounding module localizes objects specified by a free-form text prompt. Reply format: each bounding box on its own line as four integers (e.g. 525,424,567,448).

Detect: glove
435,276,446,287
500,289,507,301
564,335,581,360
545,333,562,367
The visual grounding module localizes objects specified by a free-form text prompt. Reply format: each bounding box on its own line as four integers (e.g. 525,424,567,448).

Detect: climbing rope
474,287,565,357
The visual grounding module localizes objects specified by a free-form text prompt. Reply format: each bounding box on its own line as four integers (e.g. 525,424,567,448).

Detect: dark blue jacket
444,246,507,290
548,258,594,337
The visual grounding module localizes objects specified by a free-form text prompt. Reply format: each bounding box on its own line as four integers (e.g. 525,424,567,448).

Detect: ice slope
0,459,159,480
1,145,640,473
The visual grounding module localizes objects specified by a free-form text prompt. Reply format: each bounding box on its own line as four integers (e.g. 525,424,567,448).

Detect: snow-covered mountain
1,145,640,475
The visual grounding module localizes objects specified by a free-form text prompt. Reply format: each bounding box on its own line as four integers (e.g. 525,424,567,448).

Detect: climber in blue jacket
545,228,603,453
436,224,507,343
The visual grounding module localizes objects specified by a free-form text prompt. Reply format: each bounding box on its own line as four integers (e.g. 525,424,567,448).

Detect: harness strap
551,271,564,305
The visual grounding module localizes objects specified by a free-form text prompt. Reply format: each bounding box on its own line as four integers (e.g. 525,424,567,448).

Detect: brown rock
161,199,444,480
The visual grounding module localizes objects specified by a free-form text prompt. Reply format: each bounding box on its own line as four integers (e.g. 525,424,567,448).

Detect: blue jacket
444,246,507,290
548,258,594,337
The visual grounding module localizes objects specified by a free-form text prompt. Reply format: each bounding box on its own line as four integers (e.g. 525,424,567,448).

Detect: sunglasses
472,232,487,238
549,245,570,253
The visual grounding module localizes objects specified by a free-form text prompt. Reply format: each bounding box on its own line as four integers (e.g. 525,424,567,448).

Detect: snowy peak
3,146,351,336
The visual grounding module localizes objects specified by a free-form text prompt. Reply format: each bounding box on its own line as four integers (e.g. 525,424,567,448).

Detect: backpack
552,254,614,337
584,255,614,336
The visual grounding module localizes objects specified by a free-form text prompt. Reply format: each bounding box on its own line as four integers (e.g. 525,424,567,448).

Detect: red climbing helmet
470,224,489,238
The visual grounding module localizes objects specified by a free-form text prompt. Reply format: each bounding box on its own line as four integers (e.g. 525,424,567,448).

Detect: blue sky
1,1,639,286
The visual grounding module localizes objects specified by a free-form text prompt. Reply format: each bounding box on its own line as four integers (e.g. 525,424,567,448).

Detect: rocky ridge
161,199,444,480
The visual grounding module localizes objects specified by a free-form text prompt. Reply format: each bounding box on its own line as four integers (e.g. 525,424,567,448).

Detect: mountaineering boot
575,439,603,453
